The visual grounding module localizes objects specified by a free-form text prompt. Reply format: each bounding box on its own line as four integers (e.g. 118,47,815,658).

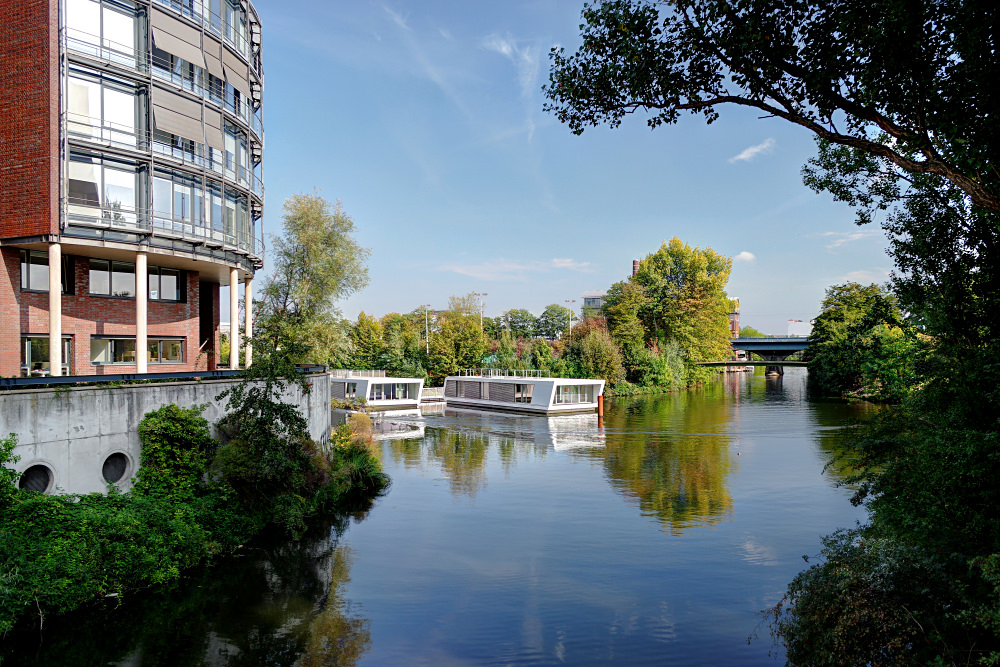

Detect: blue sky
252,0,892,335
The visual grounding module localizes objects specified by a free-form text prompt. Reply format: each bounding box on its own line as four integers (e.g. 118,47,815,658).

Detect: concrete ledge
1,373,331,495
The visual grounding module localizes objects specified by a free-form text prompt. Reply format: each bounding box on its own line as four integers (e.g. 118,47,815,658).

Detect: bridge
700,337,810,375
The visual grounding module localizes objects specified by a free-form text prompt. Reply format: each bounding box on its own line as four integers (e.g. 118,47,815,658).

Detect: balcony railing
64,198,265,260
152,0,252,62
457,369,552,378
68,113,147,153
65,28,148,72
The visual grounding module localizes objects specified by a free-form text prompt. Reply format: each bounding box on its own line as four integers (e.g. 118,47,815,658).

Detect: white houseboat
443,369,605,415
329,370,424,410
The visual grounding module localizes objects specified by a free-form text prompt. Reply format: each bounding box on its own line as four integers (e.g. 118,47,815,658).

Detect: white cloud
817,229,880,250
438,257,592,281
733,251,756,262
840,268,891,284
482,33,541,99
728,138,775,163
382,5,410,31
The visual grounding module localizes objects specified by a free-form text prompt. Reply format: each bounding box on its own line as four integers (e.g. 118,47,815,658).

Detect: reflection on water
5,369,873,666
2,511,375,666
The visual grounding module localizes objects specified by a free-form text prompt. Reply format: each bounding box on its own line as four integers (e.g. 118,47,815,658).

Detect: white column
135,251,148,374
47,242,62,377
244,276,253,368
229,267,240,369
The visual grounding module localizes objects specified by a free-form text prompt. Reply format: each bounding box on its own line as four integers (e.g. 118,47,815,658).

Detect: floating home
443,370,605,415
329,370,424,410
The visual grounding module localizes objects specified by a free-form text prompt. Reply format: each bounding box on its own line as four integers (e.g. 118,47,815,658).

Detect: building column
244,276,253,368
136,251,148,374
230,267,240,369
47,242,62,377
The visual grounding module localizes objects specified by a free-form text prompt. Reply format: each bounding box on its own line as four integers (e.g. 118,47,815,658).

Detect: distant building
582,290,607,312
729,298,740,338
787,319,812,337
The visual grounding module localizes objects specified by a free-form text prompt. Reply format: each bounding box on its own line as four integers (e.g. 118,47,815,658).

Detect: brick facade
1,247,220,376
0,0,60,238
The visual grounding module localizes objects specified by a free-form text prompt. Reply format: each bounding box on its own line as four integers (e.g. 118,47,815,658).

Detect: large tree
258,194,369,365
544,0,1000,219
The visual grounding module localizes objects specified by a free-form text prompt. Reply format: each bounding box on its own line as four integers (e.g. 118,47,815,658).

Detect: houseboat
443,369,605,415
329,370,424,411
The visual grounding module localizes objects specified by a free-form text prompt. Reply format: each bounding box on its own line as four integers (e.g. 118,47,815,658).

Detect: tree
604,280,651,381
258,194,369,365
348,313,384,370
544,0,1000,218
738,325,766,338
537,304,573,340
427,296,489,380
502,309,539,339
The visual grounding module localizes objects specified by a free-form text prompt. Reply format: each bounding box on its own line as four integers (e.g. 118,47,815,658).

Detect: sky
250,0,893,335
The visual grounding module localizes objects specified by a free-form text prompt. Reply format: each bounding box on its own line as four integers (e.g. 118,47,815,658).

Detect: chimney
632,260,639,277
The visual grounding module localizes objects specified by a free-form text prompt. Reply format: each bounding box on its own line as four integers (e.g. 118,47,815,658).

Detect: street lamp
474,292,488,329
565,299,576,341
420,304,431,355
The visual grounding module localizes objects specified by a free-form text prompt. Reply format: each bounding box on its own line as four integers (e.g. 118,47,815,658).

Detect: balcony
64,198,264,262
65,28,148,74
152,0,251,61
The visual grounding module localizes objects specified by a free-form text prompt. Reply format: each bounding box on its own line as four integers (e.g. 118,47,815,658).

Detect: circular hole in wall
18,465,53,493
102,453,129,484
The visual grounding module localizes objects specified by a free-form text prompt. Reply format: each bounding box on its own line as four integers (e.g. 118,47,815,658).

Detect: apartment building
0,0,264,377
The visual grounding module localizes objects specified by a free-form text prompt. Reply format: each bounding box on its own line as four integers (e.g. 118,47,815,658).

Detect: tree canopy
544,0,1000,218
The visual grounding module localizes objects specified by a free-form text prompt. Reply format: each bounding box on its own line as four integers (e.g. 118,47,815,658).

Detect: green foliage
0,433,20,510
572,326,626,385
537,304,573,340
257,193,369,366
348,312,385,370
806,282,922,401
739,325,766,338
501,309,539,339
543,0,1000,218
134,404,213,501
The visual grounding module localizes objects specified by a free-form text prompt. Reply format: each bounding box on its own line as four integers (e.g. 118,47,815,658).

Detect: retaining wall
0,373,331,495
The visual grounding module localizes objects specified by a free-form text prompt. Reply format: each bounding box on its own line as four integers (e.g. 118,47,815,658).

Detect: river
2,368,872,666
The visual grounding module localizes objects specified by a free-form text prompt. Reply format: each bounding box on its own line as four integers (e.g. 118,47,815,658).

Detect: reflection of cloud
729,138,775,163
741,537,779,566
733,251,756,262
818,229,880,249
438,258,593,281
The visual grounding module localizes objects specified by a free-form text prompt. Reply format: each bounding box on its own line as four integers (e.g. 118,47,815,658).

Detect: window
67,71,138,149
66,0,136,67
89,259,135,297
19,251,73,294
345,382,358,399
224,122,249,184
21,336,73,377
153,129,205,168
515,384,534,403
152,46,204,95
154,170,206,234
554,385,593,405
91,337,183,364
68,153,137,224
149,266,183,301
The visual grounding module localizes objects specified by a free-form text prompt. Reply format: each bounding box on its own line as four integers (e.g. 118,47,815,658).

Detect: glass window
68,157,102,208
89,258,111,295
91,337,143,364
104,167,136,221
68,153,137,223
515,384,534,403
161,339,183,362
111,261,135,297
21,336,72,377
66,0,136,67
20,251,73,293
148,266,181,301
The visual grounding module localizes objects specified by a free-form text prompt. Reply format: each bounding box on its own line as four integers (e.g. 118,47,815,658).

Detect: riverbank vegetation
548,0,1000,661
0,331,388,634
335,237,737,395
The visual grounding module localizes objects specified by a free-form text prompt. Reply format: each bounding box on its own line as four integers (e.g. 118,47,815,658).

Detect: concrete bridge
700,337,810,375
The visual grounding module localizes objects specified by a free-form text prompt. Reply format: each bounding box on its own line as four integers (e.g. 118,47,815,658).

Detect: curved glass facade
62,0,264,268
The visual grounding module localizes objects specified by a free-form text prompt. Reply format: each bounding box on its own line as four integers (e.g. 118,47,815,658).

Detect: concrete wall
0,372,331,495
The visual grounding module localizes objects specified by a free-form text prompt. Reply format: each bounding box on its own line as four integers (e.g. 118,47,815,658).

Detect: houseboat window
482,382,490,400
345,382,358,399
514,384,533,403
555,385,592,404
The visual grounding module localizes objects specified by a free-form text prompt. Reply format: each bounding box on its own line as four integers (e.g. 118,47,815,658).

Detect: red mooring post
598,394,604,417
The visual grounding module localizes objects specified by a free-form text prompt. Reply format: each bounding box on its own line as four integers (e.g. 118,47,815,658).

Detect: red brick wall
1,247,215,376
0,0,60,238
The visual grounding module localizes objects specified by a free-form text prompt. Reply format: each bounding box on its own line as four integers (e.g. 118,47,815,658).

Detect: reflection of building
330,370,424,410
1,0,264,377
581,290,607,312
440,408,606,450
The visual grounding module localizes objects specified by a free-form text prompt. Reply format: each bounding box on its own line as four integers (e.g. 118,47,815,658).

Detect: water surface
3,369,871,665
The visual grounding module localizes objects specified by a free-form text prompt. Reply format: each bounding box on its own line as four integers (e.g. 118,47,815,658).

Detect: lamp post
420,304,431,355
565,299,576,341
474,292,488,329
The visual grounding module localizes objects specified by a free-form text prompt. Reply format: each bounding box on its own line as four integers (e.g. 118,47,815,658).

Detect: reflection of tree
809,398,881,484
0,511,374,666
601,390,735,535
423,428,490,498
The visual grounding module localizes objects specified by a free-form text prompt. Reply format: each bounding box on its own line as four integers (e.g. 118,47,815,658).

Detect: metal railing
0,365,328,391
329,369,388,378
65,28,147,72
152,0,252,61
65,198,265,258
457,369,551,378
